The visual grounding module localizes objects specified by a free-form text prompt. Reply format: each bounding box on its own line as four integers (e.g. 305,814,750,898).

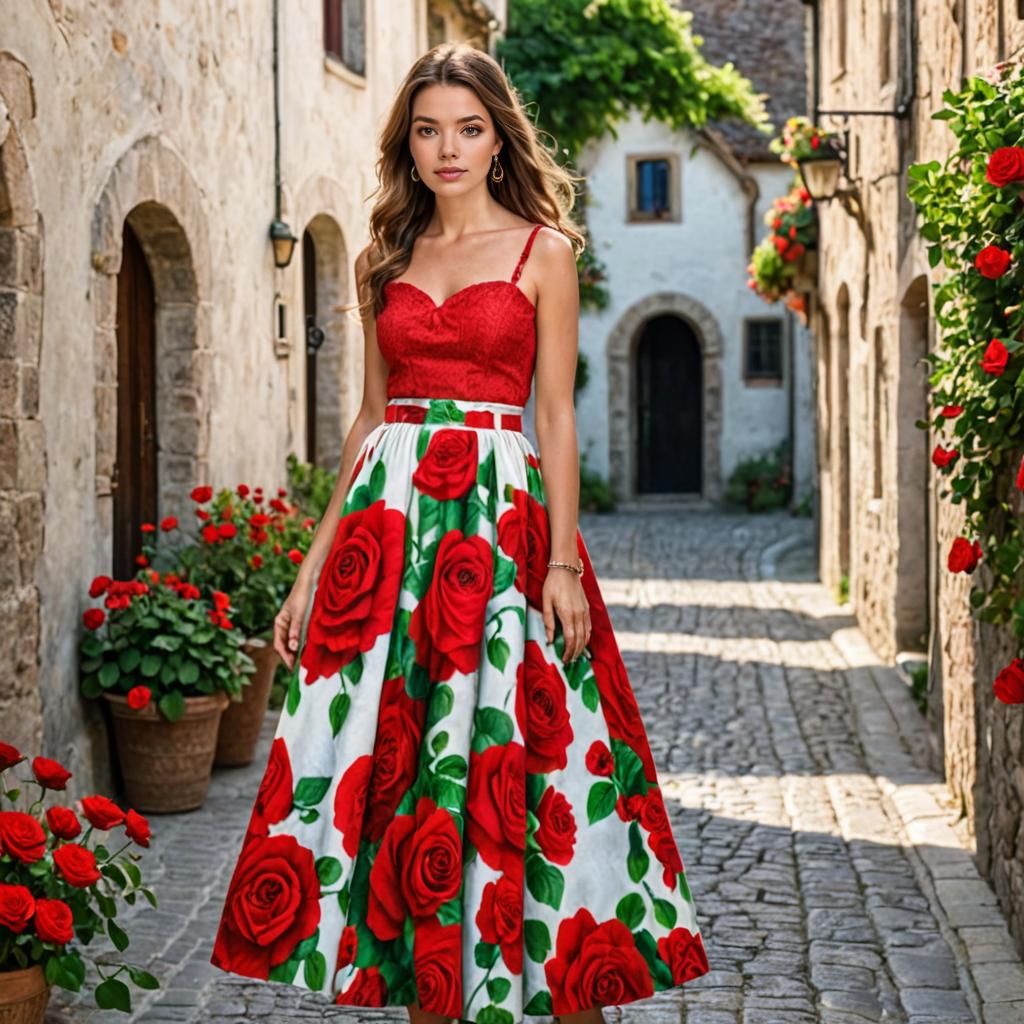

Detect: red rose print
638,788,669,834
211,833,321,979
585,740,614,776
364,675,425,842
545,908,654,1014
588,651,657,784
366,813,415,940
0,883,35,932
0,811,46,863
975,245,1011,279
81,795,125,830
994,659,1024,704
34,898,75,945
535,786,577,866
248,738,293,837
475,869,523,973
986,146,1024,187
409,530,493,680
32,756,71,790
333,754,373,858
931,445,958,469
336,925,358,968
53,843,101,887
301,500,406,685
615,794,645,822
947,538,982,574
336,966,388,1005
466,741,526,876
657,926,709,984
412,428,479,500
982,338,1010,375
124,809,152,847
516,641,573,772
648,826,684,888
413,917,462,1018
497,488,551,610
45,806,81,840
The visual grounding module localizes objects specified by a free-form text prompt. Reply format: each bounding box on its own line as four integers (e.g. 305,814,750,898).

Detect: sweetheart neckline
385,278,537,313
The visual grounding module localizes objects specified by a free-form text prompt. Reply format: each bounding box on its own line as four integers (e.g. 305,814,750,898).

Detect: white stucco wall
572,110,816,502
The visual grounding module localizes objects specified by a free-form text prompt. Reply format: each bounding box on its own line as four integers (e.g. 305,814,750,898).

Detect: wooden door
303,230,318,464
636,315,703,494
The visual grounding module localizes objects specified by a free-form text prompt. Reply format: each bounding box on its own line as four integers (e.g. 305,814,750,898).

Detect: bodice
374,224,543,407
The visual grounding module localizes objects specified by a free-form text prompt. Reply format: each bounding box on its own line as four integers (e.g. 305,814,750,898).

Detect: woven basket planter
214,638,280,767
0,965,50,1024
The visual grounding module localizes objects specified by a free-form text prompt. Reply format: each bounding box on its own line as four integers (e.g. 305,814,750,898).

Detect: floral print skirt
210,396,710,1021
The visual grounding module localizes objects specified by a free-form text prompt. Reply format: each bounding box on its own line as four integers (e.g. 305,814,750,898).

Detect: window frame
626,152,681,223
743,317,785,387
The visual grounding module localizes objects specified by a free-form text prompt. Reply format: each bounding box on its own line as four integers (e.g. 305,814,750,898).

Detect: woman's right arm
274,243,390,669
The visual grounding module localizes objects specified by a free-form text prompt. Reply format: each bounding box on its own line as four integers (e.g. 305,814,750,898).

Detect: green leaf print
524,919,551,963
268,956,300,984
487,978,512,1004
627,820,650,882
315,856,342,886
525,852,564,910
426,683,455,729
294,777,331,807
342,655,363,684
476,1006,514,1024
426,399,465,423
678,870,693,903
437,896,462,925
477,448,495,486
418,492,440,538
329,692,351,736
405,662,430,700
292,930,320,960
612,739,649,798
299,808,319,824
486,634,511,672
435,754,467,779
417,427,431,460
431,730,449,755
492,554,517,595
475,940,500,969
653,897,678,929
472,707,514,751
304,949,327,989
464,488,485,539
586,780,617,824
526,462,545,501
430,775,464,810
581,673,600,712
346,483,371,513
525,773,547,808
633,928,675,989
524,991,553,1015
564,655,589,692
441,498,464,534
615,893,645,930
367,460,386,502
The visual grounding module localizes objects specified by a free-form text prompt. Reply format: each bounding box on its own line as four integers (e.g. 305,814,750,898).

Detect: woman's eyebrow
411,114,486,124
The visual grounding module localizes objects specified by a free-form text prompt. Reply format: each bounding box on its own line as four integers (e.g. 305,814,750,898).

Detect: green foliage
907,61,1024,645
770,115,841,166
724,442,792,513
286,451,339,522
579,448,616,513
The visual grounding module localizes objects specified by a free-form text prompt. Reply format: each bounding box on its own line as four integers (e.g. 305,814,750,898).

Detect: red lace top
376,223,543,407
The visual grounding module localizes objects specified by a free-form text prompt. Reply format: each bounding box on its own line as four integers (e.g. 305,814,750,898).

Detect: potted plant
176,484,315,766
771,115,840,168
0,742,159,1020
78,563,254,813
747,178,818,304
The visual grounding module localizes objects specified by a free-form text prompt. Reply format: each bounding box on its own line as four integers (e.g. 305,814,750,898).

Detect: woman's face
408,83,502,193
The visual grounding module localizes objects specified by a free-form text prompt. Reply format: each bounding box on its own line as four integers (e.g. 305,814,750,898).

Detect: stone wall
812,0,1024,959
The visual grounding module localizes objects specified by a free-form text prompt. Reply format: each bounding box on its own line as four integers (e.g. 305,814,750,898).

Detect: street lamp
796,132,846,202
269,218,298,269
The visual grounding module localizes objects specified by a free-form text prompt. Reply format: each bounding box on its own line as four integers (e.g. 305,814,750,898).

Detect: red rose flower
516,641,573,773
31,756,71,790
497,488,551,610
0,883,35,933
413,917,462,1019
947,537,982,574
982,338,1010,375
218,522,238,540
985,146,1024,187
940,404,963,418
412,428,479,500
237,484,250,498
335,966,388,1005
124,809,152,847
336,925,358,969
975,245,1011,278
0,742,25,770
475,870,523,974
585,740,614,776
34,898,74,945
81,795,125,830
248,737,293,837
409,530,493,680
615,793,645,822
82,608,105,630
191,485,213,503
287,548,303,565
53,843,101,887
201,524,220,544
160,516,178,531
465,742,526,876
638,788,670,833
657,926,709,984
994,658,1024,705
0,812,45,863
545,909,654,1014
1017,455,1024,492
127,684,151,710
333,754,372,858
88,575,112,597
931,445,959,468
45,806,81,840
535,786,577,866
300,500,406,685
140,522,156,533
648,826,684,888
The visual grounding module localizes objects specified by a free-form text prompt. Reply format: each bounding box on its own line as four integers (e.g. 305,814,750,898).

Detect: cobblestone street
48,508,1024,1024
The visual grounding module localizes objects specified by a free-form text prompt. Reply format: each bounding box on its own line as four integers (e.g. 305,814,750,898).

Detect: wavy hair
346,42,586,320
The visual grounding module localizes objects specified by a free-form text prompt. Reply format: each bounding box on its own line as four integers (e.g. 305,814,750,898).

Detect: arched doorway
303,229,321,464
635,315,702,494
113,222,158,580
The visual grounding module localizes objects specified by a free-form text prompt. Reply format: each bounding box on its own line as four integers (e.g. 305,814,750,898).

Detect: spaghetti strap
510,223,544,285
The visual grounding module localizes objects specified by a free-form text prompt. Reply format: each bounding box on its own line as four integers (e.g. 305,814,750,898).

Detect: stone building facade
0,0,504,789
808,0,1024,957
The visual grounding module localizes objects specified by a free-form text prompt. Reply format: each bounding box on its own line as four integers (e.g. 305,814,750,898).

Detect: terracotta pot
0,964,50,1024
214,637,280,767
104,690,230,813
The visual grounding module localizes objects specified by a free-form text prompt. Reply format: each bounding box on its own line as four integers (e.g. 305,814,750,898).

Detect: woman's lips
436,169,466,180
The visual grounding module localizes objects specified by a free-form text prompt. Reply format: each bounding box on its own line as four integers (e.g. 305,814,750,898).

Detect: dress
209,223,710,1020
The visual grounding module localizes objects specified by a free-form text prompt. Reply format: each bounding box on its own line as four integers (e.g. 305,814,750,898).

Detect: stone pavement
46,508,1024,1023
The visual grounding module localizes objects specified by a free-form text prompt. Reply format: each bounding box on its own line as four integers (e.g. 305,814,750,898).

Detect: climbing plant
907,59,1024,705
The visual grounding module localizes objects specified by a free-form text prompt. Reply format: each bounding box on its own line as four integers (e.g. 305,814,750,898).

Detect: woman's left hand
542,568,591,663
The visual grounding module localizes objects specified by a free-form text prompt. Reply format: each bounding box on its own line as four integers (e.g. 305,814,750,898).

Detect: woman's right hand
274,582,313,671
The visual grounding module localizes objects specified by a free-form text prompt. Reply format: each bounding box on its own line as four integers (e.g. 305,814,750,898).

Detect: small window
324,0,366,76
626,154,680,222
744,319,784,384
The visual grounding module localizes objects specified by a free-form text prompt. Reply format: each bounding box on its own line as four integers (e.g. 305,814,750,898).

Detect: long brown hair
349,42,586,320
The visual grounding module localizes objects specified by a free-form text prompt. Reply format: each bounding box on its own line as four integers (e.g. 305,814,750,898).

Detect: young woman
210,41,709,1024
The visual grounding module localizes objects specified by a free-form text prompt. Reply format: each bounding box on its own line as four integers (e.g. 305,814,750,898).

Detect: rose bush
0,742,159,1013
908,59,1024,706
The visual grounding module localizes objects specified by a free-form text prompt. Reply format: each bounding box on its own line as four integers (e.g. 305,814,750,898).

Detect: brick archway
606,292,724,501
90,136,212,548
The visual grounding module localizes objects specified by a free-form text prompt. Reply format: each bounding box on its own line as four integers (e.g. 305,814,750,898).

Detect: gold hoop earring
490,155,504,183
411,164,420,182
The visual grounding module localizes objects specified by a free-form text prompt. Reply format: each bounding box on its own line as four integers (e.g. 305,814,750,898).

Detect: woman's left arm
531,228,591,664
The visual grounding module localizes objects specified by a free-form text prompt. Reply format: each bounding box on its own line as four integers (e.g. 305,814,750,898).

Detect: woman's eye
416,126,482,136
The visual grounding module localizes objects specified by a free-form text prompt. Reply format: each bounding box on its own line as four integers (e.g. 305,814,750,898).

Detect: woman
210,41,709,1024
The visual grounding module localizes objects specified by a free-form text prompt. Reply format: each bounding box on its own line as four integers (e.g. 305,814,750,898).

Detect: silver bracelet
547,558,584,577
